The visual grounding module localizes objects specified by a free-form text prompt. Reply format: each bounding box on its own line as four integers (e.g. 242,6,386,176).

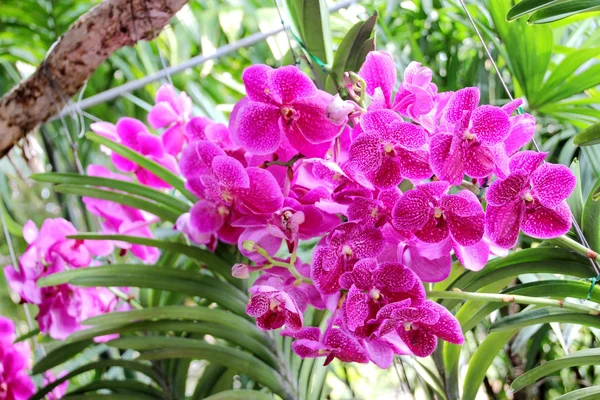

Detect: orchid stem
108,287,143,310
459,180,481,196
426,290,599,315
548,235,598,260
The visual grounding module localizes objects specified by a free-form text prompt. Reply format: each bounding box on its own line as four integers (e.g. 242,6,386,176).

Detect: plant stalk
427,289,600,315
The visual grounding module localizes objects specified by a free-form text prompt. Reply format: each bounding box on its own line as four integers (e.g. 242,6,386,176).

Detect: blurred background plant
1,0,600,399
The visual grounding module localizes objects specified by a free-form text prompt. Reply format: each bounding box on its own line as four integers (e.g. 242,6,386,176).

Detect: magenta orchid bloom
392,181,485,246
372,299,464,357
339,259,426,334
147,84,193,156
358,52,437,119
231,65,342,157
485,151,575,248
4,220,124,340
83,164,160,263
246,284,304,331
290,327,370,365
347,109,431,189
430,87,511,184
0,317,35,400
311,222,385,295
94,117,179,189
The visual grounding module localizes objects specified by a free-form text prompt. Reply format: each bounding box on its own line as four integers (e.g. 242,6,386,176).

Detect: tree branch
0,0,189,159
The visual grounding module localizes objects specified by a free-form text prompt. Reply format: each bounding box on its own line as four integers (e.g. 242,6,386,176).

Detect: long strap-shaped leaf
555,386,600,400
86,132,197,203
55,184,181,223
37,264,249,316
511,348,600,392
66,320,278,368
109,337,296,400
65,380,162,398
67,233,235,285
31,360,161,399
490,307,600,332
80,305,271,348
203,390,278,400
32,172,191,214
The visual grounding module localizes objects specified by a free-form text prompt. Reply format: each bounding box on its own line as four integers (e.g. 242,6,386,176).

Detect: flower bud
232,263,251,279
241,240,257,252
326,95,355,125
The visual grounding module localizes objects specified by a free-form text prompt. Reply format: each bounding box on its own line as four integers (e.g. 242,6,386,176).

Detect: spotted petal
509,151,547,174
531,163,576,208
430,133,464,185
522,201,571,239
469,105,511,145
485,201,525,249
443,87,480,124
359,51,397,107
269,66,317,104
233,101,282,155
392,189,430,231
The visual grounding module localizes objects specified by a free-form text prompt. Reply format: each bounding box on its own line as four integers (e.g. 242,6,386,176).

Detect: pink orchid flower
372,299,464,357
392,181,485,247
93,117,179,189
83,165,160,263
346,109,431,189
0,316,35,400
147,84,193,156
311,222,385,295
358,51,438,119
290,327,370,365
485,151,575,248
339,259,426,335
430,87,511,184
230,65,342,157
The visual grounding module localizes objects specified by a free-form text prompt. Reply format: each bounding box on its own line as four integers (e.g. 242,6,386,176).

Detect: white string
457,0,600,275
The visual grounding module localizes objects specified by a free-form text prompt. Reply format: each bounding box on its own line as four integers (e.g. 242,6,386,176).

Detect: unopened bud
232,263,251,279
326,94,355,125
242,240,257,252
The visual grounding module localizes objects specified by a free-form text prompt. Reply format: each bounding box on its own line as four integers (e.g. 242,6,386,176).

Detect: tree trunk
0,0,189,159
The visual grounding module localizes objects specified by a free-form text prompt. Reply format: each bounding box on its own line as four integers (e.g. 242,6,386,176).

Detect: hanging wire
273,0,299,65
457,0,600,281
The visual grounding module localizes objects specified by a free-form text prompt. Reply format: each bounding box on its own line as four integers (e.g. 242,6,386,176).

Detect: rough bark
0,0,189,159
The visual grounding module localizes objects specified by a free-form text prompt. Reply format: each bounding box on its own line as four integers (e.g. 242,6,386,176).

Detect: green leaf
574,121,600,146
567,159,584,225
442,248,595,310
529,0,600,23
54,184,181,223
461,330,518,400
37,264,248,316
108,337,294,400
67,233,234,284
32,340,94,375
31,172,191,214
63,395,157,400
67,320,278,368
583,176,600,253
80,306,270,348
507,0,560,21
538,48,600,99
490,308,600,332
14,328,40,343
31,360,161,400
66,380,162,398
344,12,378,73
555,386,600,400
191,364,227,400
512,348,600,392
203,390,277,400
85,132,197,203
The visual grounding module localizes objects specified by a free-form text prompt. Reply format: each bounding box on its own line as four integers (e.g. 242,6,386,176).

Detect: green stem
426,290,599,315
460,180,481,196
109,287,143,310
548,235,598,260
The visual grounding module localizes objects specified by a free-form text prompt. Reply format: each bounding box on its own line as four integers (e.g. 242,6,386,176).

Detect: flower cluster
4,50,575,371
3,219,125,340
144,51,574,367
0,317,35,400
